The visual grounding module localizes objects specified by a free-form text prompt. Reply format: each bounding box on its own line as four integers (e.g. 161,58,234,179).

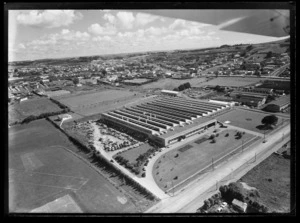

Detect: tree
261,115,278,127
183,82,191,89
246,45,253,51
202,200,211,210
240,51,246,57
73,77,79,85
266,51,273,58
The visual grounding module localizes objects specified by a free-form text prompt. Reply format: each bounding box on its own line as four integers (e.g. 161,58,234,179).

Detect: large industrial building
102,96,231,146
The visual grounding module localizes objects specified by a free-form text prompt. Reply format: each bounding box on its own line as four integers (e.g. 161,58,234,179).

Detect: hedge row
49,98,71,112
21,109,69,124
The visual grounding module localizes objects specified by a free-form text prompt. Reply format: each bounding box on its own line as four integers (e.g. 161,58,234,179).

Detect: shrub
225,133,229,137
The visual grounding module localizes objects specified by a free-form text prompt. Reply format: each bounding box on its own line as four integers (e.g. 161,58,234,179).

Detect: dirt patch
240,182,257,191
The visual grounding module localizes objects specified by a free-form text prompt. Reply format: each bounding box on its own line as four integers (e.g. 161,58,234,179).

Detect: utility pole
216,180,218,190
254,152,256,162
212,157,214,170
242,140,244,153
172,180,175,197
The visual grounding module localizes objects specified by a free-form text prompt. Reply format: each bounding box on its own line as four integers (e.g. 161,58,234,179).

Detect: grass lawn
153,129,255,191
238,154,290,213
9,97,62,124
9,119,138,213
116,144,153,164
216,108,286,134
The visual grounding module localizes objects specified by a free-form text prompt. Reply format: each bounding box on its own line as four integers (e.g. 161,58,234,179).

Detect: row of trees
47,118,157,201
114,156,140,175
49,98,71,112
199,182,269,213
91,151,156,200
219,183,268,213
21,109,67,124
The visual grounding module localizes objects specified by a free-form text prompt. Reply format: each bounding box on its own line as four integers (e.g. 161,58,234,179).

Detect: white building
161,90,181,97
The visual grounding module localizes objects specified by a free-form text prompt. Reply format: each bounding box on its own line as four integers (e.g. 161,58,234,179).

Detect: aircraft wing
141,9,290,37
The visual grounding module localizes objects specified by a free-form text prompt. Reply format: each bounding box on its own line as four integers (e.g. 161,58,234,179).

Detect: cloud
26,29,90,49
105,11,161,30
169,19,186,30
17,10,83,28
103,13,116,24
88,23,117,35
18,43,26,49
61,29,70,34
135,13,160,26
116,11,135,29
144,26,167,36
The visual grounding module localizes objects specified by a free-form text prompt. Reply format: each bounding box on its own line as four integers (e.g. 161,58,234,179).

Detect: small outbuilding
232,199,248,213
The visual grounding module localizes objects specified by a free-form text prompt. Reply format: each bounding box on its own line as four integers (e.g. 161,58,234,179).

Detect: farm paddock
238,153,290,213
54,89,145,116
9,97,63,124
55,89,136,109
9,119,139,213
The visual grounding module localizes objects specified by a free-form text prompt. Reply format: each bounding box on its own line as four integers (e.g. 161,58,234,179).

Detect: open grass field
141,78,207,90
55,89,144,116
9,119,139,213
193,77,262,87
56,89,135,108
9,97,63,124
216,108,287,134
238,154,290,213
153,129,255,192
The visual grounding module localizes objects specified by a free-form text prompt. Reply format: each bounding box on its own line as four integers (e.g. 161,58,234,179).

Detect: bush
225,133,229,137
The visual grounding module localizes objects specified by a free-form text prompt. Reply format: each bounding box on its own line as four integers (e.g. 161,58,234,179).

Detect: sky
8,10,289,62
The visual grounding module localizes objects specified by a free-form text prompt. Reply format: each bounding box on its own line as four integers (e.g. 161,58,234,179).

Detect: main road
145,123,290,213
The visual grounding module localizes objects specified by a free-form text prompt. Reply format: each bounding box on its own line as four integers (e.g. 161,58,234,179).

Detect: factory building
263,95,290,112
230,91,267,108
102,96,231,146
